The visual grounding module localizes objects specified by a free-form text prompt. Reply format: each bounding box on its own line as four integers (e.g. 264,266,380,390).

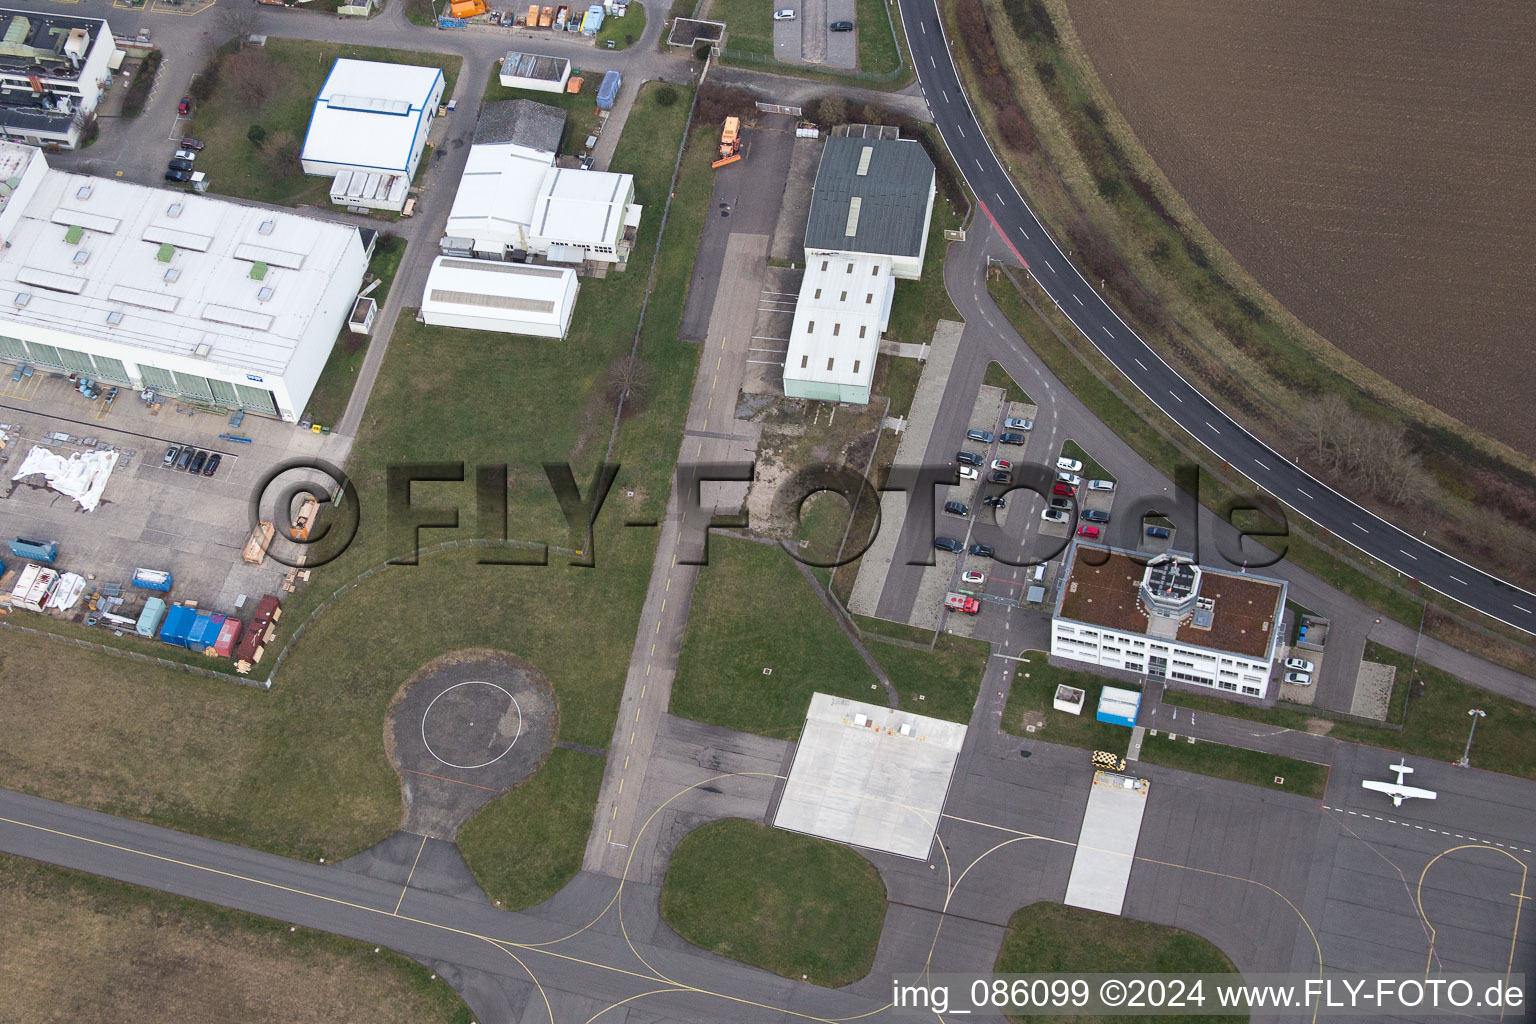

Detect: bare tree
266,130,302,179
606,357,654,410
818,94,848,127
219,4,258,50
225,49,274,109
1296,393,1424,506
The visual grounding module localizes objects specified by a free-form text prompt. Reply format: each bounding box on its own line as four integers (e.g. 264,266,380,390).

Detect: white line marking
1516,605,1533,614
1072,294,1082,305
1254,458,1269,470
1134,358,1147,370
1100,326,1112,337
942,89,949,102
1043,260,1055,273
1204,421,1220,434
1296,487,1313,499
921,22,926,33
1399,549,1417,560
1450,574,1468,586
929,55,935,68
1169,391,1184,403
1017,225,1029,240
1352,522,1369,533
994,192,1006,207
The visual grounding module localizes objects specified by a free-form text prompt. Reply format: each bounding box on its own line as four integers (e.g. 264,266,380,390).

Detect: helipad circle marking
421,680,523,769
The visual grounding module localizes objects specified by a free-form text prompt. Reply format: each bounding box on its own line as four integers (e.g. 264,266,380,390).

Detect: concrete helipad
773,692,967,859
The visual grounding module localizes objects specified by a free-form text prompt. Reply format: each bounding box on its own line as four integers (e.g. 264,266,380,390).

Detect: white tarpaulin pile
10,445,119,512
47,572,87,611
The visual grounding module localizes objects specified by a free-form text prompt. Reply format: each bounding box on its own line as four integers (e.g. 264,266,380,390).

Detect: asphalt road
896,0,1536,638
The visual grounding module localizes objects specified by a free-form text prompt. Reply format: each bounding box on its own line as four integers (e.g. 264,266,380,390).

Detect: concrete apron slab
1062,770,1150,916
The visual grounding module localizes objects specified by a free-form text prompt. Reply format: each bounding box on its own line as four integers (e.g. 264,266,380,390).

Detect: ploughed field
1067,0,1536,454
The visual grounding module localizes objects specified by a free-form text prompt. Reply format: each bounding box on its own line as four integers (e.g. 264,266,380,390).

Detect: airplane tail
1392,761,1414,775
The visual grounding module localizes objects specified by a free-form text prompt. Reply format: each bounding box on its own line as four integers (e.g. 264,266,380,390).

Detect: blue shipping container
186,611,226,649
136,598,167,638
159,605,197,647
9,537,58,563
132,567,173,591
596,69,621,110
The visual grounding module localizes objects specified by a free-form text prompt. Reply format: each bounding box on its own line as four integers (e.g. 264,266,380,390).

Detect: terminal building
0,9,120,149
300,58,445,213
1051,542,1287,699
783,130,936,405
0,143,370,421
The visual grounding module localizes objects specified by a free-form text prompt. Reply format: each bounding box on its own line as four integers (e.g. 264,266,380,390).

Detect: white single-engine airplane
1361,760,1438,807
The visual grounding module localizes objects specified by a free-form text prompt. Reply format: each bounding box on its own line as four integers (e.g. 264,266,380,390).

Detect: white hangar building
301,58,445,213
0,143,370,421
784,131,936,405
420,255,578,339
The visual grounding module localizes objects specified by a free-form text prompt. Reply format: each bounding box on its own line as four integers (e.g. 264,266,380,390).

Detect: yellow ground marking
485,939,555,1024
1415,844,1527,1018
583,987,693,1024
394,834,428,915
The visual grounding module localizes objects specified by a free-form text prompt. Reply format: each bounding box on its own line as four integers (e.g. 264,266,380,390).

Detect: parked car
1056,456,1083,473
956,450,983,467
187,450,207,474
1077,525,1101,539
1042,508,1069,524
202,453,221,477
990,459,1012,472
1284,671,1313,686
1081,508,1111,523
1284,657,1315,673
173,149,198,161
1087,479,1115,492
1049,497,1073,511
1004,417,1033,431
1057,471,1081,486
1146,525,1172,538
773,7,795,18
829,19,853,30
961,569,986,585
958,465,979,481
966,429,994,444
168,158,194,172
176,446,195,470
982,495,1006,509
164,168,192,182
179,137,205,151
178,95,192,115
999,431,1026,446
989,470,1011,484
935,536,964,553
943,500,970,518
162,445,180,466
1052,482,1076,497
968,542,995,558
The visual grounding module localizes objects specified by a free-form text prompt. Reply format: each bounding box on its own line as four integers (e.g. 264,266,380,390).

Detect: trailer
131,567,173,592
8,537,58,563
135,597,167,638
596,69,621,110
10,564,57,613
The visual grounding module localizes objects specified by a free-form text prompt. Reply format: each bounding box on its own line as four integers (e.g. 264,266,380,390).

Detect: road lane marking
1043,260,1055,272
1296,487,1314,499
1352,522,1369,533
1450,574,1468,586
1204,421,1220,434
1169,391,1183,403
942,89,949,102
994,192,1006,206
1399,549,1418,560
929,55,935,68
1017,225,1029,240
1516,605,1532,614
1072,294,1082,305
1254,458,1269,470
1135,358,1147,370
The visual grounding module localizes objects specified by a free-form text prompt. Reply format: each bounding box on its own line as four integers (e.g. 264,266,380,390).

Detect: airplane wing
1362,780,1438,804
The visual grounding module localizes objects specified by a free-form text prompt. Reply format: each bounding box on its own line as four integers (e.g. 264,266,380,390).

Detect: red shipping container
212,617,244,658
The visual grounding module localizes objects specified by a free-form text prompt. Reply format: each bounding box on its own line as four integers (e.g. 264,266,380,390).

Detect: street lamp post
1455,708,1486,768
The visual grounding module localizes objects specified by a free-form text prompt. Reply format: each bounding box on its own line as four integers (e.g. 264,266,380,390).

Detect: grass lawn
886,191,963,347
854,0,900,75
995,902,1243,1024
660,818,886,987
482,67,605,159
984,360,1035,407
672,536,990,737
0,853,471,1024
188,40,461,207
0,83,707,867
1002,653,1136,754
1059,439,1112,484
1137,733,1329,800
710,0,773,55
595,1,646,49
303,234,407,428
456,747,606,909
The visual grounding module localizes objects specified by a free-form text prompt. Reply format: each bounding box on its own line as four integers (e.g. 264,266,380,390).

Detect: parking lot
2,369,339,623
